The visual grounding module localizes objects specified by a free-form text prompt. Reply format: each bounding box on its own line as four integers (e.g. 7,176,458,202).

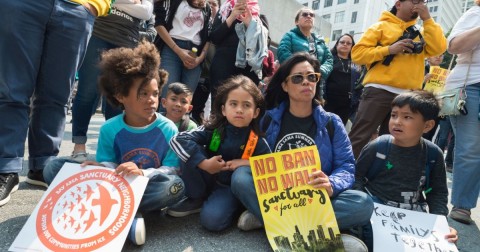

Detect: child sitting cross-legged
43,41,185,246
353,90,458,251
168,75,271,232
161,82,198,132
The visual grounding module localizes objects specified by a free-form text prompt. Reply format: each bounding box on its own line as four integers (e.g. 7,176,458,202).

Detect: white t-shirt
445,6,480,90
169,0,204,45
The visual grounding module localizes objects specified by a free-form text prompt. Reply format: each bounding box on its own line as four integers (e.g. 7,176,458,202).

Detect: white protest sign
10,163,148,252
372,203,458,252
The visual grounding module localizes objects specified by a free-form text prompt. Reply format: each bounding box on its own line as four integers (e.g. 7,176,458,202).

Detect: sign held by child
10,163,148,252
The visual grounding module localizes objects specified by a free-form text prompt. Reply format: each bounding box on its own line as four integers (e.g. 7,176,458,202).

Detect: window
303,2,308,7
312,0,320,10
332,29,343,41
432,16,437,21
351,11,357,23
433,6,438,12
354,0,360,3
349,30,355,35
334,11,345,23
322,14,331,22
324,0,333,7
338,0,347,4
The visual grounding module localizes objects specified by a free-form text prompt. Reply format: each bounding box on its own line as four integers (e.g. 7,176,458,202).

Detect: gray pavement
1,113,479,251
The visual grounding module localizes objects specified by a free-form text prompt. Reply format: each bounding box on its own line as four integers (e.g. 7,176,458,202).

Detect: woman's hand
445,227,458,244
176,48,197,69
115,162,143,176
198,155,226,174
225,159,249,171
226,1,247,27
237,3,252,27
308,170,333,196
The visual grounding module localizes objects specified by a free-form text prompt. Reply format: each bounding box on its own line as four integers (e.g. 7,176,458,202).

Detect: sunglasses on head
286,73,321,84
301,12,315,18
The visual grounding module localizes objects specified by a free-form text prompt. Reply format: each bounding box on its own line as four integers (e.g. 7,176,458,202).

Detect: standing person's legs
28,1,94,186
449,83,480,223
160,45,183,98
435,116,452,151
445,133,455,169
191,78,210,124
200,184,242,232
0,0,52,176
348,87,396,158
72,36,114,158
210,47,237,100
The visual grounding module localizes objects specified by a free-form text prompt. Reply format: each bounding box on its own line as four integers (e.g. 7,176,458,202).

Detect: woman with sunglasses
324,34,362,125
230,53,373,241
277,7,333,84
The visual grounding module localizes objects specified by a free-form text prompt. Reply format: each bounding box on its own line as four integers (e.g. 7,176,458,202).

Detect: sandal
449,207,473,225
71,151,88,163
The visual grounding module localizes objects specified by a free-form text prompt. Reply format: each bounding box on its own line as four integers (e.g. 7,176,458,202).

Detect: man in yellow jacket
0,0,112,207
349,0,446,158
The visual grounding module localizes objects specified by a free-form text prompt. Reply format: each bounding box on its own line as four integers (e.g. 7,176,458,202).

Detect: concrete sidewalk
0,113,479,251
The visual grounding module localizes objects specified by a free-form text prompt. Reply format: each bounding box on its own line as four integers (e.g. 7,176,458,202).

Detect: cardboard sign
249,145,344,251
372,203,458,252
10,163,148,252
424,66,449,95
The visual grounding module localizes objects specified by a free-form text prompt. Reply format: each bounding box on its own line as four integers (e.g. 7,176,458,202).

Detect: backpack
363,135,439,197
261,113,335,144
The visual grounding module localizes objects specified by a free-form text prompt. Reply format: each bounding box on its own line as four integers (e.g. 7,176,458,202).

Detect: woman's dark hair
330,33,355,58
265,52,322,110
206,75,265,136
98,41,168,109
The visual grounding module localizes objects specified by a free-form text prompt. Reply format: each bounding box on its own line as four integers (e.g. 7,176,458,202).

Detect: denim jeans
44,158,185,213
72,35,119,144
0,0,94,173
231,166,374,230
160,39,202,99
181,161,242,231
435,116,455,165
450,83,480,209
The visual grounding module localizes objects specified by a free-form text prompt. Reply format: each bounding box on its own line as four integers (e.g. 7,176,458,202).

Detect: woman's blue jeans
450,83,480,210
160,39,202,99
72,35,120,144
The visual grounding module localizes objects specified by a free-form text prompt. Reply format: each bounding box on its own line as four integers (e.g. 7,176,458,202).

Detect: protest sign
10,163,148,252
372,203,458,252
424,66,449,95
249,145,344,251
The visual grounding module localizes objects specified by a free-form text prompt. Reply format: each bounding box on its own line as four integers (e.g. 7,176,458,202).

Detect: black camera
382,25,425,65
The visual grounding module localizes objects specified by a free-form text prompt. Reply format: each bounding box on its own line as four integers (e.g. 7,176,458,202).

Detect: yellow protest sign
249,145,344,251
424,66,449,95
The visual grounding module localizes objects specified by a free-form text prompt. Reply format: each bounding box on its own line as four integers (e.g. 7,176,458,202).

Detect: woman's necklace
339,57,351,73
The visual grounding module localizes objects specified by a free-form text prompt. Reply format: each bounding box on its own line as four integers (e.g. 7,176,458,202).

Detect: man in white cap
349,0,446,158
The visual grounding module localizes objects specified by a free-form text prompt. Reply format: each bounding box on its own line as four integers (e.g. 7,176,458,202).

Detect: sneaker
128,213,146,245
0,173,19,207
26,170,48,188
449,207,473,225
341,234,368,252
71,151,88,163
167,197,203,217
237,210,263,231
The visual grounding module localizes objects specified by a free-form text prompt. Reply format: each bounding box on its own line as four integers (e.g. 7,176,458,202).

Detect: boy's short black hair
166,82,193,98
391,90,439,121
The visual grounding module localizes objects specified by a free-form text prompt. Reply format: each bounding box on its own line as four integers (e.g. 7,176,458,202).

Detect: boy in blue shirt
43,41,184,246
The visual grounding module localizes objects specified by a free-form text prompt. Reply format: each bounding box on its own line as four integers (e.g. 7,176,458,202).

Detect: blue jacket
277,27,333,80
262,102,355,197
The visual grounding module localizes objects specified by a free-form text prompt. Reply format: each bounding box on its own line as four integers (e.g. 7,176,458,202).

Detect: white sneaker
237,210,263,231
341,234,368,252
128,214,146,245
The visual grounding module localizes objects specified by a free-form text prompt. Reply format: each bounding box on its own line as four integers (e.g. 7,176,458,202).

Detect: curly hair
206,75,266,137
98,41,168,109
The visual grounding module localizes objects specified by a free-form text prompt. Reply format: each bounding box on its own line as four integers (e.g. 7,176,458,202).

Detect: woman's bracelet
171,44,177,50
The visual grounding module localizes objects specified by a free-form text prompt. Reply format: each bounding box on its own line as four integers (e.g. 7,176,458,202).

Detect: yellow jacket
69,0,112,17
352,11,446,90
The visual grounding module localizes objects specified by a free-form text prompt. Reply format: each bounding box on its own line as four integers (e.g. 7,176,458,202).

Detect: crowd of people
1,0,478,250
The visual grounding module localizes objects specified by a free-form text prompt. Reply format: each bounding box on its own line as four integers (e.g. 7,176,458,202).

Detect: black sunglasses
301,12,315,18
286,73,321,84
